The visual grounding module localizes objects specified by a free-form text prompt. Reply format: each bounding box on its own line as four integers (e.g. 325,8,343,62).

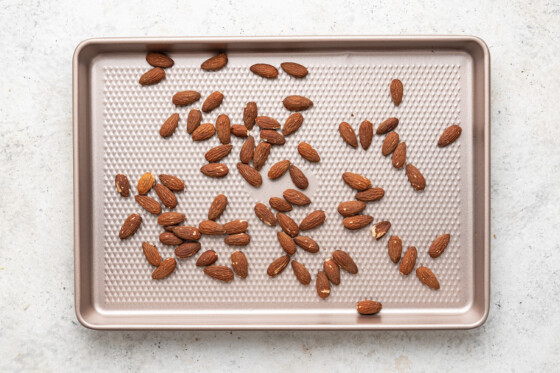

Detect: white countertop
1,0,558,371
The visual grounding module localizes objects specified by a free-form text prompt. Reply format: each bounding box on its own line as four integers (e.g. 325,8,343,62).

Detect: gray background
0,0,558,371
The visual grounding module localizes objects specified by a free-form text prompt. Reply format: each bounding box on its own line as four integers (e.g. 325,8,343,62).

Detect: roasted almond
316,271,330,299
267,255,290,277
139,67,165,85
172,226,201,241
337,201,366,217
202,91,224,113
355,187,385,202
268,160,291,179
237,162,262,187
429,233,451,258
277,212,299,237
416,266,440,290
281,62,308,78
260,130,286,145
343,215,373,230
115,174,130,197
201,53,228,71
283,189,311,206
282,113,304,136
388,235,403,263
152,258,176,279
205,144,233,163
192,123,216,141
158,174,184,191
239,136,255,164
382,131,400,156
175,242,201,258
154,183,177,209
256,116,281,130
371,221,391,240
297,142,320,162
277,231,296,255
438,125,462,147
299,210,326,231
215,114,231,144
119,214,142,239
142,242,162,266
377,117,399,134
323,259,340,285
291,261,311,285
392,142,406,169
186,108,202,134
204,265,234,282
293,236,319,253
137,172,155,194
146,52,174,68
231,251,248,278
253,142,271,170
399,246,417,275
332,250,358,274
198,220,226,235
406,164,426,191
250,64,278,79
172,90,201,106
157,212,186,226
200,163,229,178
135,195,162,215
283,95,313,111
160,113,179,138
357,300,382,315
231,124,249,138
225,233,251,246
339,122,358,148
342,172,371,191
289,164,309,190
390,79,403,106
196,250,218,266
359,120,373,150
208,194,228,220
254,203,277,226
243,102,258,130
223,219,249,234
159,231,183,246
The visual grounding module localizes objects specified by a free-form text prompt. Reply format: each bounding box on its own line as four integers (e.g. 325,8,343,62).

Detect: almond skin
289,165,309,190
250,64,278,79
293,236,319,253
277,213,299,237
438,125,462,147
342,172,371,191
297,142,320,162
172,90,201,106
339,122,358,148
429,234,451,258
139,67,165,85
277,231,296,255
208,194,228,220
237,162,262,187
355,188,385,202
135,195,162,215
281,62,308,78
382,132,400,156
416,266,440,290
323,259,340,285
268,160,291,179
201,53,228,71
388,235,403,263
196,250,218,267
187,108,202,134
343,215,373,230
154,183,177,209
283,189,311,206
204,265,234,282
291,261,311,285
152,258,176,280
159,232,183,246
256,116,281,130
254,203,277,226
332,250,358,274
269,197,292,212
224,233,251,246
231,124,249,138
243,102,258,130
316,271,331,299
115,174,130,197
392,142,406,169
175,242,201,258
192,123,216,141
202,91,224,113
158,174,185,191
283,95,313,111
146,52,174,68
260,130,286,145
359,120,373,150
198,220,226,235
253,142,271,170
119,214,142,239
239,136,255,164
337,201,366,217
406,164,426,191
371,221,391,240
160,113,179,138
231,251,248,278
137,172,155,194
215,114,231,144
282,113,304,136
223,220,249,234
399,246,417,275
200,163,229,178
267,255,290,277
357,300,382,315
205,144,233,163
157,212,186,226
142,242,162,266
299,210,326,231
172,226,201,241
390,79,403,106
377,117,399,134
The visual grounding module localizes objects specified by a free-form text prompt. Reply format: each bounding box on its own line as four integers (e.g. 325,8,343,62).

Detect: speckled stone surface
0,0,559,371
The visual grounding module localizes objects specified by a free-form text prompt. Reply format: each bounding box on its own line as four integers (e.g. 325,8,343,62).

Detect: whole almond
392,142,406,169
260,130,286,145
158,174,185,191
299,210,326,231
297,142,320,162
157,212,186,226
154,183,177,209
332,250,358,274
231,124,249,138
152,258,176,279
208,194,228,220
316,271,330,299
192,123,216,141
239,136,255,164
201,53,228,71
406,164,426,191
198,220,226,235
256,116,281,130
119,214,142,239
357,300,382,315
281,62,308,78
142,242,162,266
231,251,248,278
175,242,202,258
377,117,399,134
342,215,373,230
135,195,162,215
160,113,179,138
215,114,231,144
283,189,311,206
137,172,155,194
267,255,290,277
289,165,309,190
159,232,183,246
399,247,417,275
429,234,451,258
277,213,299,237
323,259,340,285
438,125,462,147
416,266,440,290
342,172,371,191
204,265,234,282
282,113,304,136
172,226,201,241
372,221,391,240
253,142,271,170
388,235,403,263
283,95,313,111
202,91,224,113
172,90,201,106
200,163,229,178
115,174,130,197
243,102,258,130
250,64,278,79
355,187,385,202
277,231,296,255
187,108,202,134
382,131,400,156
254,203,277,226
359,120,373,150
237,163,262,187
337,201,366,217
270,196,292,213
268,160,291,179
390,79,403,106
146,52,174,68
206,144,233,163
225,233,251,246
291,261,311,285
196,250,218,266
339,122,358,148
223,220,249,234
139,67,165,85
293,236,319,253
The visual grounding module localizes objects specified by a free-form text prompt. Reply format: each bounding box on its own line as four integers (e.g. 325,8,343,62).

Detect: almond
200,163,229,178
416,266,440,290
250,63,278,79
223,220,249,234
293,236,319,253
160,113,179,137
277,212,299,237
254,203,277,226
225,233,251,246
172,226,201,241
289,165,308,190
268,160,291,179
337,201,366,217
231,124,249,138
158,174,185,191
342,172,371,191
270,197,292,212
406,164,426,191
388,235,403,263
172,90,201,106
159,232,183,246
186,108,202,134
372,221,391,240
291,261,311,285
283,95,313,111
198,220,226,235
277,231,296,255
282,113,304,136
196,250,218,266
142,242,162,266
429,233,451,258
382,131,400,156
297,142,320,162
390,79,403,106
332,250,358,274
256,116,281,130
253,142,271,170
215,114,231,144
392,142,406,169
281,62,308,78
357,300,382,315
339,122,358,148
139,67,165,85
316,271,330,299
239,136,255,164
137,172,155,194
115,174,130,197
201,53,228,71
192,123,216,141
283,189,311,206
154,183,177,209
151,258,176,279
243,102,258,130
359,120,373,150
175,242,202,258
208,194,228,220
260,130,286,145
119,214,142,239
157,212,186,226
299,210,326,231
205,144,233,163
135,195,162,215
342,215,373,230
377,117,399,134
204,265,234,282
146,52,174,68
202,91,224,113
355,187,385,202
231,251,248,278
323,259,340,285
237,162,262,187
267,255,290,277
399,246,417,275
438,125,462,147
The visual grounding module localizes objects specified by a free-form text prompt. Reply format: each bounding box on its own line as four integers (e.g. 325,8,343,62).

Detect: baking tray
73,36,490,330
